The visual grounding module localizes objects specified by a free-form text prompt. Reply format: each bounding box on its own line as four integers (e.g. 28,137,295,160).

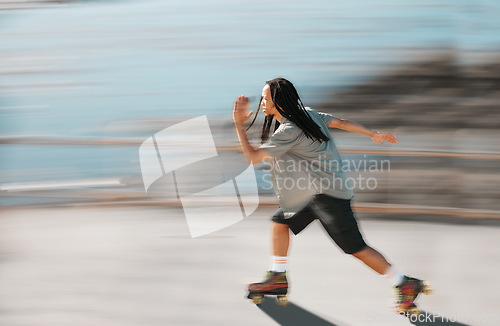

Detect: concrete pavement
0,206,499,326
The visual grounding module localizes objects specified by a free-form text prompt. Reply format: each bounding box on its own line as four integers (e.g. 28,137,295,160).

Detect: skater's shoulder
305,106,330,116
304,106,321,115
279,107,320,127
305,107,334,126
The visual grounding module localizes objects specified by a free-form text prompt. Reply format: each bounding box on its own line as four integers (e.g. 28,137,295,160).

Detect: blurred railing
1,133,500,221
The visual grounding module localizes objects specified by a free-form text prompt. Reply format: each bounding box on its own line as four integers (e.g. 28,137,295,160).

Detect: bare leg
271,223,389,274
272,222,290,256
351,246,391,275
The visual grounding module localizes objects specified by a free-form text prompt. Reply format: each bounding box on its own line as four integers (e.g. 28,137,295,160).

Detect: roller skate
247,271,288,306
394,276,433,317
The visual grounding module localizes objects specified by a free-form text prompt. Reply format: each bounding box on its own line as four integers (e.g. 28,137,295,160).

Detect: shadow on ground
257,300,349,326
257,301,471,326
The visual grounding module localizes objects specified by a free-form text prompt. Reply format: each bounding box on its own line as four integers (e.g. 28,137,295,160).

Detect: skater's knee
272,221,289,233
331,232,367,255
350,245,370,258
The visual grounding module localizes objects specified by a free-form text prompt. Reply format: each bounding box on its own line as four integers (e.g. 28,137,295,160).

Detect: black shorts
272,194,367,254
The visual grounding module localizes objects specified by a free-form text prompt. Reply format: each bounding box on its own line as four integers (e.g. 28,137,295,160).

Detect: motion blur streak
0,1,499,326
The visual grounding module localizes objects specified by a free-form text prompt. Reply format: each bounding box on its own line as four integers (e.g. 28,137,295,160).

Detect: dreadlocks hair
262,78,330,144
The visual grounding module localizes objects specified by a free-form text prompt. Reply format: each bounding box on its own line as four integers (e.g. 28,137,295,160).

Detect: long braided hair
247,78,330,144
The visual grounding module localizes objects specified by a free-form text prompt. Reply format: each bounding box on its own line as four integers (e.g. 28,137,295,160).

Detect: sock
272,256,287,273
384,266,405,286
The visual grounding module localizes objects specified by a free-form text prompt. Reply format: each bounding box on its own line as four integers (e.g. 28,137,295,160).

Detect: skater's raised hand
233,95,254,125
371,132,398,145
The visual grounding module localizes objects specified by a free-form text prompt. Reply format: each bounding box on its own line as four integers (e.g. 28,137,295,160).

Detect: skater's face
261,84,278,116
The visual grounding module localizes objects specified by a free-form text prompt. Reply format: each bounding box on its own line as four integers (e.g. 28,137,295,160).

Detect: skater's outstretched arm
328,117,398,145
233,95,272,164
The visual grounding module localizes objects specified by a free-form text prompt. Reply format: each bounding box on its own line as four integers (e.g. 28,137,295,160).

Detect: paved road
0,206,499,326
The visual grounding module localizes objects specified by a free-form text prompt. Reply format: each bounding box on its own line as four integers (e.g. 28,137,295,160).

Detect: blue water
0,0,499,187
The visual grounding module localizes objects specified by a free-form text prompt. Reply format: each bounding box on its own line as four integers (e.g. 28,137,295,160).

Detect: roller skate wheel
250,294,264,305
276,295,288,306
421,281,433,295
407,306,420,317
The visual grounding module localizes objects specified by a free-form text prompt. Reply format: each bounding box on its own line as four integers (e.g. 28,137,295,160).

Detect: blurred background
1,1,499,326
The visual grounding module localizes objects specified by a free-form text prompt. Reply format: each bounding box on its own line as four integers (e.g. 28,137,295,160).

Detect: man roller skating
233,77,432,316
